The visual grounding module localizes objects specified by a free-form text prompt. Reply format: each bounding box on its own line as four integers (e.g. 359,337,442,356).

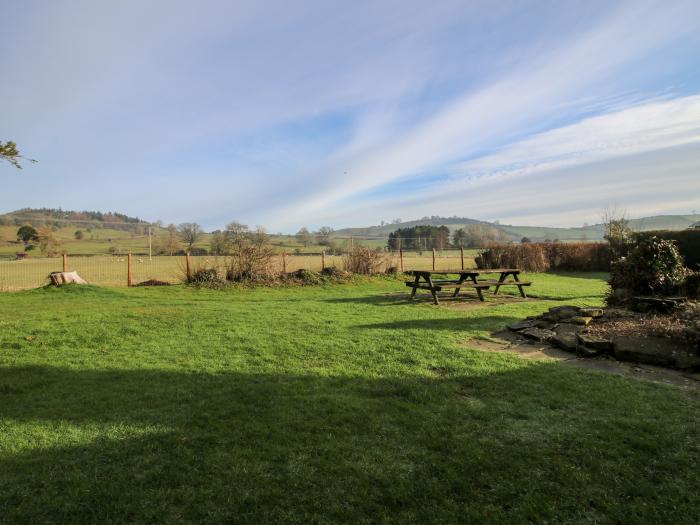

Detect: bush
287,269,323,285
475,243,609,272
634,230,700,270
189,247,208,256
343,246,390,274
609,236,689,299
187,267,226,288
225,233,277,282
685,272,700,298
320,266,348,279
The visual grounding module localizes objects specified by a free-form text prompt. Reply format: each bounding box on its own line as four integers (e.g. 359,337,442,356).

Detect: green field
0,225,398,258
1,274,698,523
0,252,479,291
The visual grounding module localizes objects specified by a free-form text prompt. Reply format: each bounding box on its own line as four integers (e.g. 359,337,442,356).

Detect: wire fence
0,249,478,291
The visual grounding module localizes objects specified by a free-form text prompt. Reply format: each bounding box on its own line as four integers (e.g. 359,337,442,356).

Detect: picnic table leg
513,272,527,298
469,274,485,302
493,272,507,295
427,275,439,305
409,274,420,299
452,274,467,297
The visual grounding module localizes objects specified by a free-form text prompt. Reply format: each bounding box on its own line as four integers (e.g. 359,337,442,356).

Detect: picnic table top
404,268,520,276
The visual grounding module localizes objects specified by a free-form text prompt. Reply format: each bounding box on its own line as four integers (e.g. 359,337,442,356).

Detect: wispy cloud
2,1,699,230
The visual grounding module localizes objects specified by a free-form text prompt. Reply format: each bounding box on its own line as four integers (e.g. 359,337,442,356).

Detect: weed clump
187,268,227,288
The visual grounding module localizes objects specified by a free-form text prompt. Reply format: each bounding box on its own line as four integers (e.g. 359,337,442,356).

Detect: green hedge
635,230,700,270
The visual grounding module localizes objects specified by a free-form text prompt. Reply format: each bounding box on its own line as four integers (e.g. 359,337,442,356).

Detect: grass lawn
0,273,698,523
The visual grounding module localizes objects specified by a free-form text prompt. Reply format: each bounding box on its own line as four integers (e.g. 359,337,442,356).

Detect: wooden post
432,248,436,271
185,252,191,282
62,253,67,272
460,247,464,270
282,251,287,273
127,252,132,287
322,250,326,270
399,247,404,272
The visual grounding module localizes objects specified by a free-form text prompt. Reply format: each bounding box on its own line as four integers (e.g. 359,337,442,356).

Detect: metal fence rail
0,249,477,291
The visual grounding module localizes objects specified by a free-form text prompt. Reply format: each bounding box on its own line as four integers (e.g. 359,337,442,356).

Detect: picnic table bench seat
403,268,531,304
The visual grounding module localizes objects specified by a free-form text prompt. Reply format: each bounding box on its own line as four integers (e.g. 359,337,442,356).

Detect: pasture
1,274,698,523
0,252,478,291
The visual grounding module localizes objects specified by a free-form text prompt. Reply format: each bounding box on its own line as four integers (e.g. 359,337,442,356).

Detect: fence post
127,252,132,287
62,253,67,273
185,252,191,282
399,247,403,272
282,251,287,273
322,250,325,270
460,247,464,270
432,248,436,271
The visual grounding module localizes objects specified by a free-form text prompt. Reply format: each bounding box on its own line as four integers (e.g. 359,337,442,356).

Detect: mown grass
0,274,698,524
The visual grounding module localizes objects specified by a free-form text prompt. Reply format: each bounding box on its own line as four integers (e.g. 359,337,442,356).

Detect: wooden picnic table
404,268,531,305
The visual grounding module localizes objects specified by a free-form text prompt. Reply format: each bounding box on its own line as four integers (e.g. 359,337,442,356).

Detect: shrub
320,266,348,279
225,229,277,282
187,267,226,288
344,246,390,274
609,236,689,299
189,247,208,256
287,269,323,285
475,242,609,272
685,272,700,298
634,230,700,271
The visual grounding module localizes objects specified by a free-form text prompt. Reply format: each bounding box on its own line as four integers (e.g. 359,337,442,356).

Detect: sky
2,0,700,232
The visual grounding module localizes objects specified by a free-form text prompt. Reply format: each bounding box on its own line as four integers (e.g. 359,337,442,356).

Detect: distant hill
333,216,491,238
0,208,148,231
334,214,700,242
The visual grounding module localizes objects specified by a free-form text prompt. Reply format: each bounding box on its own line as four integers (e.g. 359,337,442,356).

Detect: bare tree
602,206,632,259
315,226,334,246
296,227,312,247
154,224,181,255
224,221,249,247
178,223,202,251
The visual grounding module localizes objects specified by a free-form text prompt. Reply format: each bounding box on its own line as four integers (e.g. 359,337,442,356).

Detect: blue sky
2,0,700,231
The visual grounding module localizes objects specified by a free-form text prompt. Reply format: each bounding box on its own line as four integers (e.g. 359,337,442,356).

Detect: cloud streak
1,1,699,230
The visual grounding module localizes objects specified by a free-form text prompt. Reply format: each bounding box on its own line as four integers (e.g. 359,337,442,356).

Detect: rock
534,319,557,330
579,307,604,318
507,320,537,332
553,323,584,334
577,334,614,353
576,345,601,358
613,336,700,369
547,306,581,321
549,305,581,315
568,316,593,326
49,271,88,286
520,328,556,343
551,333,578,353
630,296,689,314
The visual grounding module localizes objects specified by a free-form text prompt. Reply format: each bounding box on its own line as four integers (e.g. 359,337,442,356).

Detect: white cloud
267,1,700,228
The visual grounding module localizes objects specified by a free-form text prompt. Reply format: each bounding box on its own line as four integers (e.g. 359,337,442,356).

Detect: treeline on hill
387,224,507,250
0,208,146,231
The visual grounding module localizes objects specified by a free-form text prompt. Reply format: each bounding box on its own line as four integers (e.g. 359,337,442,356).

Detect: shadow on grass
355,316,522,332
524,292,604,301
547,272,610,280
324,292,527,307
0,364,697,524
